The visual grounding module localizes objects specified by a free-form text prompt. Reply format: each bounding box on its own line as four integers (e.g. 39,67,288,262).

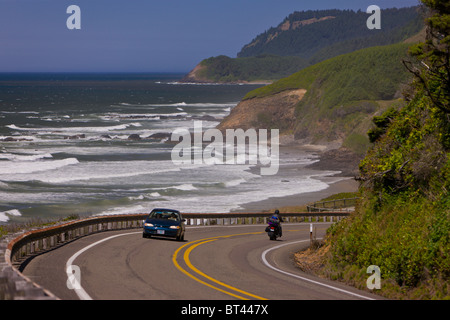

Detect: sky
0,0,421,73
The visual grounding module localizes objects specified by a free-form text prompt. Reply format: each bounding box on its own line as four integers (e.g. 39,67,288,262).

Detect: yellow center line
172,232,267,300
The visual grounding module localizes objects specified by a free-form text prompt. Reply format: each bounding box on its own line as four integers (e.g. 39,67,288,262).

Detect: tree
403,0,450,114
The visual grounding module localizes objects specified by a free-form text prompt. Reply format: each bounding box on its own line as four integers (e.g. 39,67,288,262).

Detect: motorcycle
265,221,280,240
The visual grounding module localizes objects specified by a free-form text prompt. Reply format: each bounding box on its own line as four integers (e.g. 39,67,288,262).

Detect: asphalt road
22,223,380,300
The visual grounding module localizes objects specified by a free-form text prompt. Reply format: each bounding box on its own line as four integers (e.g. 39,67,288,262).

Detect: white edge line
261,240,376,300
67,227,375,300
66,231,141,300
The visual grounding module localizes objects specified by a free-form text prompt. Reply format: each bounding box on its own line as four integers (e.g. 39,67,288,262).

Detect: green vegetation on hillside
197,54,307,82
244,43,411,101
320,0,449,299
238,7,422,59
238,43,413,154
0,225,6,238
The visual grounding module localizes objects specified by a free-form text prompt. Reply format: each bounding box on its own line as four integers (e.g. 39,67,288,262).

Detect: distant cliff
180,55,305,84
217,88,306,132
238,7,421,59
181,63,211,83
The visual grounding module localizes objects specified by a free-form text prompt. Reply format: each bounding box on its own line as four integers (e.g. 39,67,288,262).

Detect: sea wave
0,152,53,161
6,123,142,133
164,81,241,86
0,209,22,223
1,160,187,184
95,204,147,216
0,181,10,189
115,101,237,108
100,112,188,121
170,184,197,191
142,175,333,214
224,178,247,188
0,158,79,175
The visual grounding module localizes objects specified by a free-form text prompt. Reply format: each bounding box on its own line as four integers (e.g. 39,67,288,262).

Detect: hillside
297,0,450,299
183,6,423,83
218,42,413,159
182,54,307,83
238,7,421,59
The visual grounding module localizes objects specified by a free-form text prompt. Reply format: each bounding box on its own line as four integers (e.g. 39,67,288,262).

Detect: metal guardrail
307,197,361,212
1,211,350,300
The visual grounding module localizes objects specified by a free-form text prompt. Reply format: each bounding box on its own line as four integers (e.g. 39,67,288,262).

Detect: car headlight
169,225,180,229
144,223,154,227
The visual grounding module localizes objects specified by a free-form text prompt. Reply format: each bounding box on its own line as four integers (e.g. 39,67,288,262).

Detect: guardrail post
2,211,351,300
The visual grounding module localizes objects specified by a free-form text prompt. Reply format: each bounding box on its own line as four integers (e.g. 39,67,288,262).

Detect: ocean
0,73,340,223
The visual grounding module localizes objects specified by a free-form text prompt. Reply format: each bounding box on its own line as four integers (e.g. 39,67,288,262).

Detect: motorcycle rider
268,209,283,237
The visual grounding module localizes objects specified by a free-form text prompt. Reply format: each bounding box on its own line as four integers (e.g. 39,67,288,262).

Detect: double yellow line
172,232,267,300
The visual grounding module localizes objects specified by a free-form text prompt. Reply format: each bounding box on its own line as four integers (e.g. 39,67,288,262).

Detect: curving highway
21,223,380,300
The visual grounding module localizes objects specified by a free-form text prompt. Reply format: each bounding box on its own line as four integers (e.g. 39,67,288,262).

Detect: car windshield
149,210,180,221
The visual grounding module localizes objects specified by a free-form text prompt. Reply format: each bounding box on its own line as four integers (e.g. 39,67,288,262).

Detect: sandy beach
234,144,362,213
235,177,359,212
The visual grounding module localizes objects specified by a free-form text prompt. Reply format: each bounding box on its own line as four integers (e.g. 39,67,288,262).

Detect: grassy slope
241,43,413,154
243,43,411,101
196,55,308,83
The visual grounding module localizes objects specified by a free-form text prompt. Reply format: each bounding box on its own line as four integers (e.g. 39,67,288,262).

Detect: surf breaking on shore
0,74,354,223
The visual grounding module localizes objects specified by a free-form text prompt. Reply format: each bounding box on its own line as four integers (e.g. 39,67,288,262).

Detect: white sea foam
7,123,142,133
1,111,39,114
128,195,145,201
166,81,224,86
100,112,188,121
121,101,238,108
0,181,10,189
30,145,166,156
224,178,247,188
171,184,197,191
0,160,190,184
0,152,53,161
0,209,21,222
0,158,79,175
0,80,344,220
143,175,333,214
0,135,38,141
0,190,89,204
96,173,336,215
95,205,147,216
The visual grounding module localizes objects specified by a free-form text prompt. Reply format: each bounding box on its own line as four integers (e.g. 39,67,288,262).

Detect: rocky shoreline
179,62,273,85
305,147,362,177
234,141,361,213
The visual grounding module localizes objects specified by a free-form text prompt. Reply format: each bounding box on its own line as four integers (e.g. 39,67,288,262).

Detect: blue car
143,208,186,241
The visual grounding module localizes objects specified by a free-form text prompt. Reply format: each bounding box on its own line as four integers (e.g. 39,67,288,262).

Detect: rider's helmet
269,214,279,226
